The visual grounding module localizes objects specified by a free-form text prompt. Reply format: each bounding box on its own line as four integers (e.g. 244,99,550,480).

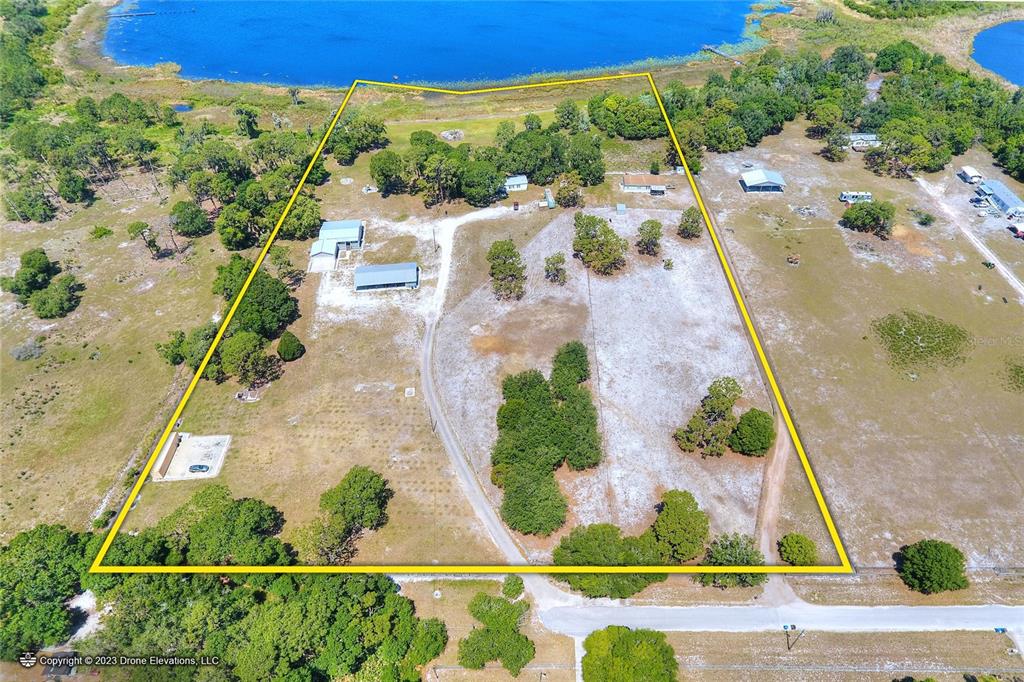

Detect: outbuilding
846,133,881,151
620,174,668,195
354,262,420,291
958,166,983,184
307,219,365,272
740,169,786,193
504,175,528,193
978,179,1024,218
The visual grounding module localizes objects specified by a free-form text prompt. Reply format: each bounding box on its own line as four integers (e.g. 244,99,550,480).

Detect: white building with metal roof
504,175,528,193
353,262,420,291
308,219,365,272
978,179,1024,218
740,169,786,193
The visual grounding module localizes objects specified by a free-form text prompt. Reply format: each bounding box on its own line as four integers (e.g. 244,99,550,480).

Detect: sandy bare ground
434,206,771,559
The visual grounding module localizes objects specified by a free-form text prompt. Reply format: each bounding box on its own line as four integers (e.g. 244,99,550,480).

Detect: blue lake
972,21,1024,86
103,1,786,87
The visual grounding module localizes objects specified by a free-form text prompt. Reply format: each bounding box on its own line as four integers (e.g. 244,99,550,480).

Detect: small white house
504,175,528,193
846,133,881,151
958,166,983,184
839,191,873,204
740,169,786,193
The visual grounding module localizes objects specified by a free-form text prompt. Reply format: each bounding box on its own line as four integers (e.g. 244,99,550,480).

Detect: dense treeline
369,107,605,207
0,0,88,125
658,42,1024,182
0,474,445,680
492,341,601,536
843,0,978,19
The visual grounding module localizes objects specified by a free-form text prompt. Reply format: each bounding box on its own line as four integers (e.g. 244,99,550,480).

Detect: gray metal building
353,262,420,291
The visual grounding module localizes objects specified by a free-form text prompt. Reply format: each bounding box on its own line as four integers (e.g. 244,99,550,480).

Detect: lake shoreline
89,0,787,91
968,18,1024,87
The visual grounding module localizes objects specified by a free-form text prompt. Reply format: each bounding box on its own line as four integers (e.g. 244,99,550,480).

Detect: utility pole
783,624,805,651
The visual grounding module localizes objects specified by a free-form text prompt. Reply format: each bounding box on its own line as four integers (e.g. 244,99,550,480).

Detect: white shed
504,175,528,193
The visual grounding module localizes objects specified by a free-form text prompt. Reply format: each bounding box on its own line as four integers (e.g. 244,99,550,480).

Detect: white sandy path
915,176,1024,302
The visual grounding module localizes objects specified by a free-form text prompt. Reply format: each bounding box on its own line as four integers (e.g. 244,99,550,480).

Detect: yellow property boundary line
91,72,852,575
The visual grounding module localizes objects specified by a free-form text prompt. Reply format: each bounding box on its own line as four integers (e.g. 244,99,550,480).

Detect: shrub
502,575,524,600
897,539,968,594
89,225,112,240
582,626,678,682
1003,356,1024,393
170,200,212,237
727,408,775,456
29,275,82,319
276,330,305,361
696,533,767,588
778,533,817,566
872,310,973,372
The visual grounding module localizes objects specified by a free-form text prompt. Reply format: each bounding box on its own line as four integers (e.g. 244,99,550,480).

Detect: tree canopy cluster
0,248,82,318
492,341,601,537
158,254,301,388
486,239,527,300
588,92,668,140
843,0,979,19
0,521,446,680
674,377,776,457
840,201,896,239
582,626,679,682
298,466,393,564
457,592,535,677
369,109,606,208
553,489,711,598
572,212,629,275
656,41,1024,182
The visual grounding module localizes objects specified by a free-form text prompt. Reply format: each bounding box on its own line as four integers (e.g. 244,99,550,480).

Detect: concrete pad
151,433,230,482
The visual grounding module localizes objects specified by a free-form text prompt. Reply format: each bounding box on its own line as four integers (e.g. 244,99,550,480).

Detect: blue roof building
504,175,528,193
978,179,1024,218
354,262,420,291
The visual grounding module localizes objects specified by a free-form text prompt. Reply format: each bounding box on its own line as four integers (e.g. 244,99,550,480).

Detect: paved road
540,602,1024,637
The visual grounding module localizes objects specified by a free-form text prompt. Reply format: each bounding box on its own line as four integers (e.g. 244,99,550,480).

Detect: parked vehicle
188,464,210,473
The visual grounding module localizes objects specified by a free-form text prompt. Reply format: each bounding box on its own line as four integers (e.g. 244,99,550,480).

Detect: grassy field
699,122,1023,572
0,173,228,540
666,630,1020,681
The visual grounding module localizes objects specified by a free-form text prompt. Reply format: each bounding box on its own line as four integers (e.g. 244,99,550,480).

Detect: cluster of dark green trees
369,107,606,207
457,578,535,677
492,341,601,537
582,626,679,682
169,121,327,250
572,212,629,275
588,91,669,140
656,42,1024,182
674,377,776,458
157,253,303,388
841,200,897,239
0,479,446,679
0,248,82,318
